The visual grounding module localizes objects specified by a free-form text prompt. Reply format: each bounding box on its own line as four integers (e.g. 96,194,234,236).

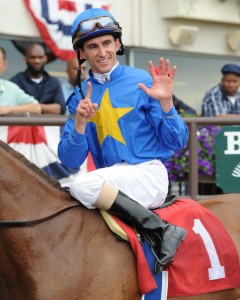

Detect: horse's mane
0,140,64,192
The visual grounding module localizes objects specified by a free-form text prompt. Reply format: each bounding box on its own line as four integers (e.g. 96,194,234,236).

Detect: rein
0,203,81,228
0,195,177,228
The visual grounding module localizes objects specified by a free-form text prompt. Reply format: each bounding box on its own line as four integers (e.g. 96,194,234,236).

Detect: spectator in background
0,46,41,115
201,63,240,117
62,57,87,114
154,66,197,116
10,43,65,114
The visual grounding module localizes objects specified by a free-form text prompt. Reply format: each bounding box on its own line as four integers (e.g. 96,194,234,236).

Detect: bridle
0,202,81,228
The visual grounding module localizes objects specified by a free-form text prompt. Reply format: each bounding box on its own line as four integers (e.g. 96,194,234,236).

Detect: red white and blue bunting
0,125,95,184
24,0,110,60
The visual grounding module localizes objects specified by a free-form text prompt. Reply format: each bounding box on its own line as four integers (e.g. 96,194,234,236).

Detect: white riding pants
69,159,169,209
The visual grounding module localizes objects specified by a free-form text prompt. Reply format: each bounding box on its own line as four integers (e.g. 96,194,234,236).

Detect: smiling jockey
58,8,188,271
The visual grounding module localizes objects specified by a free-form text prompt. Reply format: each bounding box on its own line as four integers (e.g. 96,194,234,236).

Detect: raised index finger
85,82,92,100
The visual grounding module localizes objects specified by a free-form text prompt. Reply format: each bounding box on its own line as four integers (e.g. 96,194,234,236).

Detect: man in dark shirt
10,43,65,114
201,63,240,117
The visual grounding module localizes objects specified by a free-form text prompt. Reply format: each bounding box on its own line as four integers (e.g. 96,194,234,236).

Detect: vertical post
127,48,135,67
188,122,199,199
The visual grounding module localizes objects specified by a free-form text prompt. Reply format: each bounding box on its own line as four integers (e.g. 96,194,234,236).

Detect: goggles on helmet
72,16,121,46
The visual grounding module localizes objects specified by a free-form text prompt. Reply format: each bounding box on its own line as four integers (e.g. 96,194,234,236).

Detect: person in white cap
58,8,188,272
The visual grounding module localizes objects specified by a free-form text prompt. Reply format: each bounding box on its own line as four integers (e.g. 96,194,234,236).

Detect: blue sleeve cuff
162,106,177,118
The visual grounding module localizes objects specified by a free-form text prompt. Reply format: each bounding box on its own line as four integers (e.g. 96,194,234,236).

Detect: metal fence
1,115,239,199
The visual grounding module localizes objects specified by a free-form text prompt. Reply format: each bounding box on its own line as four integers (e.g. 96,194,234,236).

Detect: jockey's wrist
159,98,173,112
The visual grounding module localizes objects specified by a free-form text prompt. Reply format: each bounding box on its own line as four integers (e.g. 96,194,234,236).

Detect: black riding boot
108,191,187,271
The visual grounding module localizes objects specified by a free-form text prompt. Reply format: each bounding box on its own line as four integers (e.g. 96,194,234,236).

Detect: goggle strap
76,48,85,99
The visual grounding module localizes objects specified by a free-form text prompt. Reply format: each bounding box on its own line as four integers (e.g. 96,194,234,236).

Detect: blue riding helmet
71,8,126,99
71,8,125,55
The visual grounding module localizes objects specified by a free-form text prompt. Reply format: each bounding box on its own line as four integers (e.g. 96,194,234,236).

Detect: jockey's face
80,35,120,74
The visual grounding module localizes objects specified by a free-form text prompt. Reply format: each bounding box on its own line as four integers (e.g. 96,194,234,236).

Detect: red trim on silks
112,199,240,297
7,126,47,144
86,152,96,172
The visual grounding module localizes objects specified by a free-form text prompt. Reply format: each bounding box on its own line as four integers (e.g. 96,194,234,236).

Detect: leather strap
68,113,76,121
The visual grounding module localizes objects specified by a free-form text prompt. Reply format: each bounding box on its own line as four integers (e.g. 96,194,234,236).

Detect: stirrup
138,230,165,274
154,258,174,274
138,229,183,274
138,230,163,248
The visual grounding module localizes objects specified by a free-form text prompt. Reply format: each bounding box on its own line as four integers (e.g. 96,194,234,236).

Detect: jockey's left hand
138,57,176,112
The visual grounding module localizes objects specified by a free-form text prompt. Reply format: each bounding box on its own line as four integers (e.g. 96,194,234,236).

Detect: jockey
58,8,188,271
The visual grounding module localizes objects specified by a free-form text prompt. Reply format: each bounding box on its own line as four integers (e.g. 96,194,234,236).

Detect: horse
0,139,239,300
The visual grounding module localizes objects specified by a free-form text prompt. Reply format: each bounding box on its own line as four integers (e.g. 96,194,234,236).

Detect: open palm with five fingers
138,57,176,112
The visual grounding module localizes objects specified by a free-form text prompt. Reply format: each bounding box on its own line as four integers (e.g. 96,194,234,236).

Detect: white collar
93,62,119,84
31,76,43,84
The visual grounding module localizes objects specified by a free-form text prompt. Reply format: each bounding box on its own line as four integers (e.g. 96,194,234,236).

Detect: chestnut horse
0,140,239,300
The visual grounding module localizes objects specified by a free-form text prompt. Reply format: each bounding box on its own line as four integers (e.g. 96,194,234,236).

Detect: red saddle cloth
112,198,240,297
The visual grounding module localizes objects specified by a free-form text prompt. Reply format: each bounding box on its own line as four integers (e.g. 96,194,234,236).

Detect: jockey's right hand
75,82,98,134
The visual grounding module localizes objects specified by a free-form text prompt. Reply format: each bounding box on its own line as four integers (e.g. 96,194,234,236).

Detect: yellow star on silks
89,88,133,146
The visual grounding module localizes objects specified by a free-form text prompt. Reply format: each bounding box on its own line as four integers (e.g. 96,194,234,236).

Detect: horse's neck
0,194,106,300
0,145,71,221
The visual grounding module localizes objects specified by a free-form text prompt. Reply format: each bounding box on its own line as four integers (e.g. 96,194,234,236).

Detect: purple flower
163,125,220,181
